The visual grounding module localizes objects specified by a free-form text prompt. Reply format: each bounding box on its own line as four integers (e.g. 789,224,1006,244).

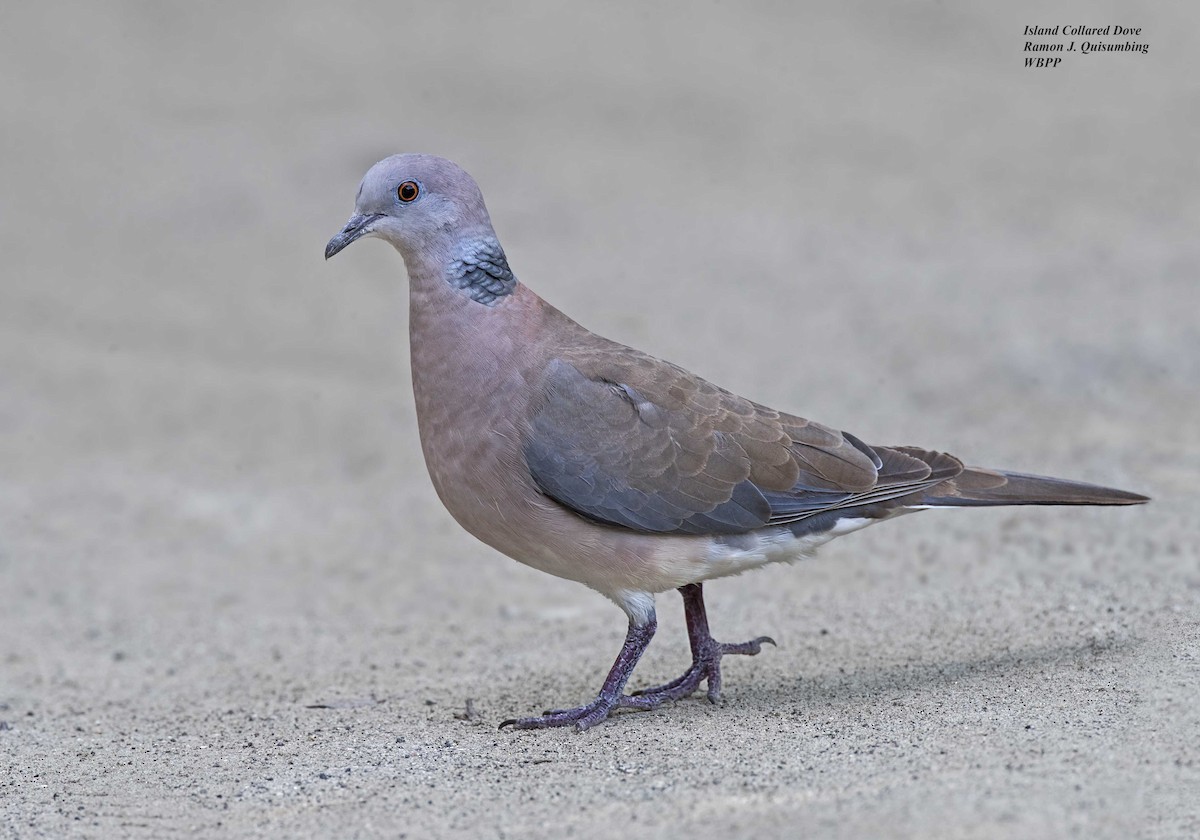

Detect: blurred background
1,1,1196,838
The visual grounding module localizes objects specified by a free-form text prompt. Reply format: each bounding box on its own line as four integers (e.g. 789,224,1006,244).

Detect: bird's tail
918,467,1149,508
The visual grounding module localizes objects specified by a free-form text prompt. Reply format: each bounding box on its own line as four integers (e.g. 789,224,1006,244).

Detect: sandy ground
2,2,1197,838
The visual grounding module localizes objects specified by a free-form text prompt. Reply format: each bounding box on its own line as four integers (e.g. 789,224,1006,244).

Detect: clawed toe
499,697,620,731
629,665,700,697
720,635,776,656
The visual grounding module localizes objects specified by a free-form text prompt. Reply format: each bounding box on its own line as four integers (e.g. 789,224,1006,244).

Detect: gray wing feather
524,356,962,535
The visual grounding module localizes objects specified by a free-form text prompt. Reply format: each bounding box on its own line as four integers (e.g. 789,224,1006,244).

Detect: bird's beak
325,213,384,260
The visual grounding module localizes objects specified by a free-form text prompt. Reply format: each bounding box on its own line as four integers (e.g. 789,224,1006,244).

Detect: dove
325,154,1147,731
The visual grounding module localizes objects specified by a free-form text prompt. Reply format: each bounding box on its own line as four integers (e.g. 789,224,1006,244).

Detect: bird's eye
397,181,420,202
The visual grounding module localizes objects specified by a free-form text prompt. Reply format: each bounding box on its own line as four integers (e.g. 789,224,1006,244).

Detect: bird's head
325,154,494,261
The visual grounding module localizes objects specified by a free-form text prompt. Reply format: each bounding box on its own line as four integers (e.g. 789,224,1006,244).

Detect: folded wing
523,352,964,535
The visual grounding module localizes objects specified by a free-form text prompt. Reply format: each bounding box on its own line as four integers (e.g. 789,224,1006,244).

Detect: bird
325,154,1148,731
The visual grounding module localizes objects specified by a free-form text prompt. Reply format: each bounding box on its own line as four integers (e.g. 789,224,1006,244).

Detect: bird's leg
626,583,774,706
499,612,658,731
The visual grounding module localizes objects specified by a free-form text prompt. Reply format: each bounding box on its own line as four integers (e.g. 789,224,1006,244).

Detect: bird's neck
401,234,565,395
445,236,517,305
398,231,518,307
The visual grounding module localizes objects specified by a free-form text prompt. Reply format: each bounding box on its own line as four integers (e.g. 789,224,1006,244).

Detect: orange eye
397,181,419,202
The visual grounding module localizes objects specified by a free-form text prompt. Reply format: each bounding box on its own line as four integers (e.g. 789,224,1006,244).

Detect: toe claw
758,636,777,647
498,718,517,730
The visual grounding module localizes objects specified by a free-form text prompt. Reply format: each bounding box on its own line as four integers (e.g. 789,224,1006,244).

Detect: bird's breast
405,285,565,561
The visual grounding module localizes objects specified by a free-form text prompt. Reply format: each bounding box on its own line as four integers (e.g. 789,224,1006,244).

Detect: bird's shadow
495,633,1137,722
724,633,1138,712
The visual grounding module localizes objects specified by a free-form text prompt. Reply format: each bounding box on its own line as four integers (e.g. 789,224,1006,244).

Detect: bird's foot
629,634,775,705
496,635,775,729
499,693,626,731
500,616,661,732
497,586,774,731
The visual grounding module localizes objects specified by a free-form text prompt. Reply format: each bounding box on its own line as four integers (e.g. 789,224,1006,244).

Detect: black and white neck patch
446,237,517,305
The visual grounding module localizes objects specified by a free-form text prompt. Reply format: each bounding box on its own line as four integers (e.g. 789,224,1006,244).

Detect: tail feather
920,467,1149,507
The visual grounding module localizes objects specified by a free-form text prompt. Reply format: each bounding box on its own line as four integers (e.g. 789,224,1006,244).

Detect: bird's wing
522,350,963,535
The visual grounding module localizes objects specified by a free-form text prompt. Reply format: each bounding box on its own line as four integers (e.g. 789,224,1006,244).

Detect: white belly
693,515,890,582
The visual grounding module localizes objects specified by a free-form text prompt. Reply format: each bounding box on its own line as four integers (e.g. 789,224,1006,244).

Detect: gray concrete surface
1,2,1197,838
